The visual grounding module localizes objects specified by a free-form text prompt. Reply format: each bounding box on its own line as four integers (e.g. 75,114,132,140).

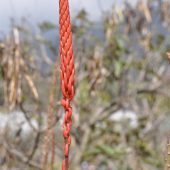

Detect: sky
0,0,139,33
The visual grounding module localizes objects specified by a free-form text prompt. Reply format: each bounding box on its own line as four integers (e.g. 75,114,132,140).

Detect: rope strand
59,0,75,169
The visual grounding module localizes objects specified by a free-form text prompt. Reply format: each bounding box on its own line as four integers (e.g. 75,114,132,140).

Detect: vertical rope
59,0,75,170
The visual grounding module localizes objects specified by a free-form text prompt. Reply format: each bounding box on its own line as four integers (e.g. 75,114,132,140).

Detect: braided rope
59,0,75,169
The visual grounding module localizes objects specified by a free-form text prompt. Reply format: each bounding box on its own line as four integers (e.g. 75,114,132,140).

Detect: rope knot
61,98,70,110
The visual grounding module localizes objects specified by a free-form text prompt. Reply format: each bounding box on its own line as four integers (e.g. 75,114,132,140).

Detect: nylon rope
59,0,75,170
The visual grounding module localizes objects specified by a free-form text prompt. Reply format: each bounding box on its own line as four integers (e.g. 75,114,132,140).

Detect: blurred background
0,0,170,170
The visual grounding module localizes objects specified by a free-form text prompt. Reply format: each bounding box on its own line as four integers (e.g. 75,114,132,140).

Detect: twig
4,142,42,170
42,58,59,170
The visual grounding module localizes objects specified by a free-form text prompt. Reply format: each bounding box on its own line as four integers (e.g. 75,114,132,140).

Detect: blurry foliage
72,1,170,170
39,21,56,32
72,9,92,38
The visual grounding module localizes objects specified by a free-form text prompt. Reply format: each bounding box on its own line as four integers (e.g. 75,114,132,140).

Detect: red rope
59,0,75,169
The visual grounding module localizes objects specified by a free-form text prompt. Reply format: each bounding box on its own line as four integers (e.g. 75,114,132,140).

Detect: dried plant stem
42,60,58,170
165,137,170,170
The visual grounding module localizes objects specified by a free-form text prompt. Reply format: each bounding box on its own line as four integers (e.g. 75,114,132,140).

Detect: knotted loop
61,98,70,110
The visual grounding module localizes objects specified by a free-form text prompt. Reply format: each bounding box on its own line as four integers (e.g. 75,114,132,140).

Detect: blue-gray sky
0,0,138,33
